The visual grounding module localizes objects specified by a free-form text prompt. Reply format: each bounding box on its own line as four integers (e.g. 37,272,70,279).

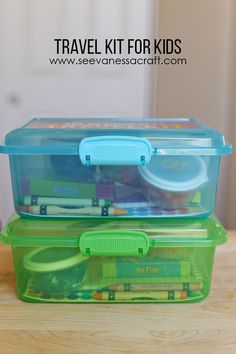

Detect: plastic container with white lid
139,155,209,208
0,117,232,218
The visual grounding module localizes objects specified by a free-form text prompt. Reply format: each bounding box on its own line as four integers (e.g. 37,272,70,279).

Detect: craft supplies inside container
0,215,227,303
0,118,232,218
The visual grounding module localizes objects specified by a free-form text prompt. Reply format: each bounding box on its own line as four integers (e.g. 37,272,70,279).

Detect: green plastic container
0,215,227,303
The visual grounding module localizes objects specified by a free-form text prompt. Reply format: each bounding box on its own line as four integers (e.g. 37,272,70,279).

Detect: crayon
108,282,203,292
19,205,128,216
22,196,112,207
92,290,187,301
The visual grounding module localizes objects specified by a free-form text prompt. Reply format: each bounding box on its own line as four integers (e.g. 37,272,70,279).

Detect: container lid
0,215,227,250
139,155,208,191
0,118,232,158
24,247,87,272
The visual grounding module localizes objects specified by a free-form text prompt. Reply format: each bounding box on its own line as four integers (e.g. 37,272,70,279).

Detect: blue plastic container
0,118,232,218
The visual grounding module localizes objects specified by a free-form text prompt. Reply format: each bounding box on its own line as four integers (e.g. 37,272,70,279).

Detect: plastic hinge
79,136,152,166
79,230,150,257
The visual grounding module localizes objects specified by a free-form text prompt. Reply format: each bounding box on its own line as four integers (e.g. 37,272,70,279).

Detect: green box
0,215,227,303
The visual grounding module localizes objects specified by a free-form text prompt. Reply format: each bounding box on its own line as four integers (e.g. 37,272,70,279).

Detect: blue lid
0,118,232,156
139,156,208,191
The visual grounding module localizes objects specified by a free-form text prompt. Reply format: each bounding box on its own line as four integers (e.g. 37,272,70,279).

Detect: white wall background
0,0,156,226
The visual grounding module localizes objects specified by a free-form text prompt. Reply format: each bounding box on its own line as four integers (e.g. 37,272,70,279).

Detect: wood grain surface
0,232,236,354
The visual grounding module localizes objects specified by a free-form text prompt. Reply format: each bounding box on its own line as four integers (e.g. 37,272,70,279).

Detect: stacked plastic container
0,118,232,302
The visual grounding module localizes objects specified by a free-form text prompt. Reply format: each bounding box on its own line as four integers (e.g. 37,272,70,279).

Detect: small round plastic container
23,247,88,298
139,155,208,208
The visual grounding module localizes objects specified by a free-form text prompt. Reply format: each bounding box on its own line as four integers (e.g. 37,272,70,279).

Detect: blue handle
79,136,152,166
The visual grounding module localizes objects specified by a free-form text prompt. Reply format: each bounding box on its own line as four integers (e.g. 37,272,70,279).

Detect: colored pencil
108,282,202,292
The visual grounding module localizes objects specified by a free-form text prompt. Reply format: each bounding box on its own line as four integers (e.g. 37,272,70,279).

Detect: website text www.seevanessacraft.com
49,56,187,66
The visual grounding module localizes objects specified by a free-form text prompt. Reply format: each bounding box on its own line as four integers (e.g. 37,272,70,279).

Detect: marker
22,196,112,207
92,290,187,301
108,282,203,292
19,205,128,216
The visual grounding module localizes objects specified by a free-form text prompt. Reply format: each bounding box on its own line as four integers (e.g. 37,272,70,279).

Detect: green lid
0,215,227,250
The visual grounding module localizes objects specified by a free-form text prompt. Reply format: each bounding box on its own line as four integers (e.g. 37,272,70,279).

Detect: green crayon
22,196,111,207
20,205,128,216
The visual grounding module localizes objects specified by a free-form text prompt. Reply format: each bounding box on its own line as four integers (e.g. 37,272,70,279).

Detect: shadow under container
0,118,232,218
0,215,227,303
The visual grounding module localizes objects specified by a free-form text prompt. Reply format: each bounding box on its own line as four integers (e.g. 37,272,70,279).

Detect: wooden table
0,232,236,354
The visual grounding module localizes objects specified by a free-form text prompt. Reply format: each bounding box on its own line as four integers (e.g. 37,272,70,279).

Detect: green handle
79,230,150,257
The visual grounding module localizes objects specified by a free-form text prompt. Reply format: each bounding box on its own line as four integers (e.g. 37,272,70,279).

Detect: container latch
79,230,150,257
79,136,152,166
